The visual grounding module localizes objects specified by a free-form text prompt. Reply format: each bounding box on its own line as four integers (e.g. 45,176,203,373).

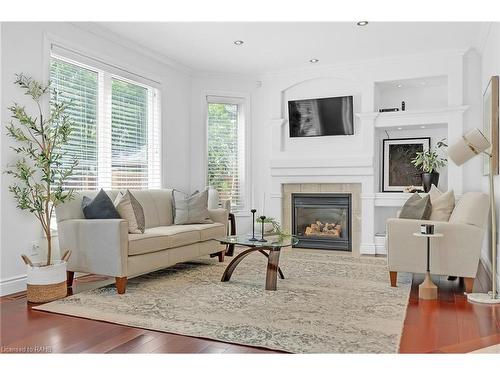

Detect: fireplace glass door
292,193,351,251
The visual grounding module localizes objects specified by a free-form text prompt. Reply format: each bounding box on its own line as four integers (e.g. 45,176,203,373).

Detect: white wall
251,50,474,255
480,22,500,288
0,22,192,296
189,74,261,233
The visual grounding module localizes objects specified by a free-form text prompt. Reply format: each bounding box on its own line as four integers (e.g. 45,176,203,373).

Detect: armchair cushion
428,185,455,221
449,192,490,228
399,193,432,220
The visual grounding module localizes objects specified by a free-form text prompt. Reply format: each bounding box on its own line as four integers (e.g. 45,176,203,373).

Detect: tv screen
288,96,354,137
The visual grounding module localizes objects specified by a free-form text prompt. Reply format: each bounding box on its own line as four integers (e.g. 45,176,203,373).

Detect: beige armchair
387,192,490,292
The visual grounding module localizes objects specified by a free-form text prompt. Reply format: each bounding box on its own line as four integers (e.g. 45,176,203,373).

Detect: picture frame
483,75,499,176
382,137,431,192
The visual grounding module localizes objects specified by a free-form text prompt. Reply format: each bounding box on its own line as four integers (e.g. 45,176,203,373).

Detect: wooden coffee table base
419,271,438,300
221,247,285,291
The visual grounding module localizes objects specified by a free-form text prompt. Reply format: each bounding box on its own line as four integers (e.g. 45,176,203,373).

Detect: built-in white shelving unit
371,106,469,128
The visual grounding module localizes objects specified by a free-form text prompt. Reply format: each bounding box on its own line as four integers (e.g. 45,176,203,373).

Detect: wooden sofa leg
66,271,74,288
389,271,397,287
464,277,475,293
218,251,225,263
115,277,127,294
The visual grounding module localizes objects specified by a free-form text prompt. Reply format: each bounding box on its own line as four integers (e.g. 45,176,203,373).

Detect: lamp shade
448,128,491,166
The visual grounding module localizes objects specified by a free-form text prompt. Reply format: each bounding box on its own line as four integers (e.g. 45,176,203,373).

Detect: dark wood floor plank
106,333,158,353
82,328,145,353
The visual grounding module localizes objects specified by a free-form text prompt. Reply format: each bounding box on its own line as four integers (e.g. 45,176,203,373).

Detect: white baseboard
0,274,27,296
480,253,500,291
360,243,376,255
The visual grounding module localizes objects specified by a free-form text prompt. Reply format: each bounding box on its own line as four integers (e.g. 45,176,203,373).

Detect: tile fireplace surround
282,183,361,257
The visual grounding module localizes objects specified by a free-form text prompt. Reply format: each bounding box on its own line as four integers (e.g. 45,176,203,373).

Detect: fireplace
291,193,352,251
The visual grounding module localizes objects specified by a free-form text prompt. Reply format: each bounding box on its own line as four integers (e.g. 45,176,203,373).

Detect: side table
413,232,443,300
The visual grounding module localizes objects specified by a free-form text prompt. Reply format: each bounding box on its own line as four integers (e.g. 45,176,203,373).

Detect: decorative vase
26,260,67,303
422,172,439,193
256,222,273,234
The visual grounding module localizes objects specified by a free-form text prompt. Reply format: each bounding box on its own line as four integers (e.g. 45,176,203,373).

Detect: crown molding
259,48,469,80
190,69,260,83
70,22,193,76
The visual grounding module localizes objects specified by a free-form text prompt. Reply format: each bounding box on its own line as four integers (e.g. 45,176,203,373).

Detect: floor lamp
448,128,500,304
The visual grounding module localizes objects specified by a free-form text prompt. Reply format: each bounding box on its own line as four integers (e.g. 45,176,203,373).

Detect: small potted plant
256,216,275,233
5,74,77,303
411,139,448,193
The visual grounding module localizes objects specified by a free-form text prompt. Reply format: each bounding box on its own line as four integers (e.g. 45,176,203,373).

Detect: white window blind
50,58,99,190
50,53,161,191
207,97,246,212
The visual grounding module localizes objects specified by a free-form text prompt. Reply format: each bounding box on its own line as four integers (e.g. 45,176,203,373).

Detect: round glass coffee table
216,235,299,291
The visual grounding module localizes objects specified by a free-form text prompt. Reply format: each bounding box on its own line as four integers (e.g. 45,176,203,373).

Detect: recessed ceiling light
397,127,403,130
357,21,369,26
420,126,426,129
309,59,319,63
397,84,404,88
233,40,244,46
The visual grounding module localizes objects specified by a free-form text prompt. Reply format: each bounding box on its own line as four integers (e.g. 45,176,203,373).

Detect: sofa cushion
128,223,225,256
183,222,226,241
114,191,144,234
82,189,121,220
173,189,213,225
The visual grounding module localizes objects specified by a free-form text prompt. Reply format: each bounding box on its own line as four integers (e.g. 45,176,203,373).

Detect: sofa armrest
57,219,129,277
208,208,229,233
387,218,484,277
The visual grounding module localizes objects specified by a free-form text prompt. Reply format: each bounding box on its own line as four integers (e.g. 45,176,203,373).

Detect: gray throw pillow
399,193,432,220
173,189,213,225
82,189,121,219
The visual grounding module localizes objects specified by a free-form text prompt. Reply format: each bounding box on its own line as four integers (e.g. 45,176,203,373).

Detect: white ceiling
96,22,487,76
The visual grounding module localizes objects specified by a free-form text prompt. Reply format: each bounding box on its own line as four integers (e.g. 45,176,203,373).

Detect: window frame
49,52,162,191
205,92,251,216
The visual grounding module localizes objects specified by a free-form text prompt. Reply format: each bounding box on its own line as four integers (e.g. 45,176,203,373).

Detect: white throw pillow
428,185,455,222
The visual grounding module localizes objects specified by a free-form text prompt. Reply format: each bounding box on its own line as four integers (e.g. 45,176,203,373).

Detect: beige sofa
56,189,228,294
387,192,490,293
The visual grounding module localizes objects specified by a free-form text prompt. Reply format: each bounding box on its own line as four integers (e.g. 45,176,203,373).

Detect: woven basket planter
26,260,67,303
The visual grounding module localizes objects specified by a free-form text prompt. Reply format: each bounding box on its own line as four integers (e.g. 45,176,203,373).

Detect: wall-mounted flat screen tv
288,95,354,137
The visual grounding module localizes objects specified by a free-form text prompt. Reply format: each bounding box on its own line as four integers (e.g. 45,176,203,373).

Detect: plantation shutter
50,52,161,192
110,78,160,189
207,97,246,212
50,58,99,190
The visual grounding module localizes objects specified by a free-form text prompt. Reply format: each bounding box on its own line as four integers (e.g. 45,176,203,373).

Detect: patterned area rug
34,250,411,353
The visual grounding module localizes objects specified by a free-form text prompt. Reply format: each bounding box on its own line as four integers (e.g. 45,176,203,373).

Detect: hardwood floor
399,271,500,353
1,269,499,354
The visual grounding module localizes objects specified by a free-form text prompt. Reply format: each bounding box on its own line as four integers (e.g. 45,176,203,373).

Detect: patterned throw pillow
82,189,121,220
172,189,213,225
114,190,145,234
127,190,145,233
399,193,432,220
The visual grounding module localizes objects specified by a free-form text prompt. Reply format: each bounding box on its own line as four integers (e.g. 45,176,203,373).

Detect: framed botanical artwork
382,137,431,192
483,75,499,176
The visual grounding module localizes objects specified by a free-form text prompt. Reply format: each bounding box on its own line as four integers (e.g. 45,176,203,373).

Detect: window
207,96,246,212
50,53,161,191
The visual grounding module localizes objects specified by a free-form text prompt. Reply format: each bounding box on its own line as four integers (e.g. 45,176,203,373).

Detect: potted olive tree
411,139,448,193
5,74,77,303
